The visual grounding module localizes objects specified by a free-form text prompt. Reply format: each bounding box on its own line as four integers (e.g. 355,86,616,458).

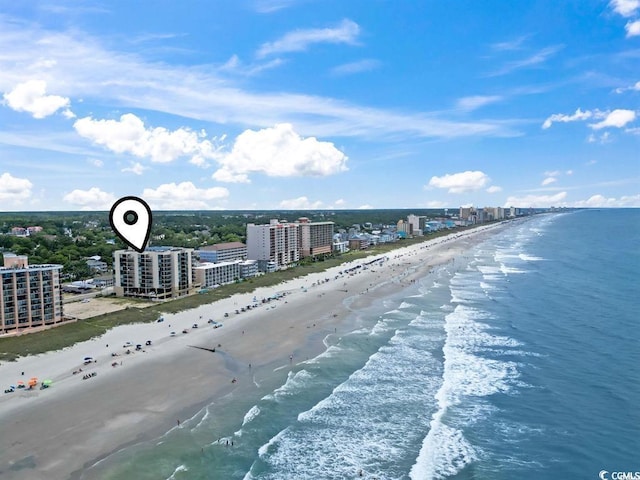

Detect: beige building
1,254,65,334
113,247,195,299
297,218,334,257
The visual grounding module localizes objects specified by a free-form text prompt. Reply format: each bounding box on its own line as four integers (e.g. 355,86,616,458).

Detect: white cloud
253,0,299,13
486,185,502,193
489,45,563,77
279,196,325,209
426,171,490,194
0,19,515,141
0,172,33,202
615,80,640,93
423,200,448,208
572,193,640,207
3,80,71,119
503,191,568,208
358,204,373,209
88,158,103,167
219,54,286,76
626,19,640,36
587,131,612,144
141,181,229,210
257,19,360,58
589,109,636,129
610,0,640,17
74,113,223,164
456,95,503,111
121,162,147,175
331,59,381,76
213,123,348,183
541,177,557,186
62,187,115,210
542,108,593,129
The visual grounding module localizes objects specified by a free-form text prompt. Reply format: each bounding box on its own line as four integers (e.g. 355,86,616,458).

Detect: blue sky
0,0,638,211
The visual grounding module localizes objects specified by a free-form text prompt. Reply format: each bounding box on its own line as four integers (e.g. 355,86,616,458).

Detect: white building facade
113,247,194,299
1,254,64,333
246,220,300,270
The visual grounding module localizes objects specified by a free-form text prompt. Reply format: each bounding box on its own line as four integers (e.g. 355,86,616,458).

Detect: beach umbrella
17,380,24,385
84,356,93,361
28,378,38,387
43,379,52,386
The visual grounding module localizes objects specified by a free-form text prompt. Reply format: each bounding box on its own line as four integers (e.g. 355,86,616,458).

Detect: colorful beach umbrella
43,379,52,385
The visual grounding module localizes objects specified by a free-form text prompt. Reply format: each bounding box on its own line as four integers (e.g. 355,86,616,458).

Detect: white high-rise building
113,246,194,299
246,220,299,270
1,254,64,334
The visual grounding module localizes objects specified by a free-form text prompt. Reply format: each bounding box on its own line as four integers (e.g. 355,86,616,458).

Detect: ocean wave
410,304,521,479
242,405,261,426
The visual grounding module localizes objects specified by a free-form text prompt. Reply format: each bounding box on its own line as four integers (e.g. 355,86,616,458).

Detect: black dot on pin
124,210,138,226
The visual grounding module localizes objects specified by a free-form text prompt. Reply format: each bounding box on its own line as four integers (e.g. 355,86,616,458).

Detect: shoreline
0,222,508,480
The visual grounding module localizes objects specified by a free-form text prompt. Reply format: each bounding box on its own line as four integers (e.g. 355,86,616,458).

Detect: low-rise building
197,242,247,263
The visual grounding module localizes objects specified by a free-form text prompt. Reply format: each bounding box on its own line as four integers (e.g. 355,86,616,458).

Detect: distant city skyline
0,0,638,211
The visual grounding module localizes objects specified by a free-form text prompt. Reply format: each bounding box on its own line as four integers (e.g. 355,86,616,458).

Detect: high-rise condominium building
297,218,334,257
113,246,194,299
0,254,64,334
246,220,300,270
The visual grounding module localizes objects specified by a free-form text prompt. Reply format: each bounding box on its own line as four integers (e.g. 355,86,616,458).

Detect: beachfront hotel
246,220,300,270
297,217,334,257
0,254,65,334
113,246,195,300
196,241,247,263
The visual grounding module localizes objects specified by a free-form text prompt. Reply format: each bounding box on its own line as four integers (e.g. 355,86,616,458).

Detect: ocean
86,209,639,480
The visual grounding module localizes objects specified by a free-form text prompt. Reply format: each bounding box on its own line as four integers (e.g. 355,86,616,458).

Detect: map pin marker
109,196,152,253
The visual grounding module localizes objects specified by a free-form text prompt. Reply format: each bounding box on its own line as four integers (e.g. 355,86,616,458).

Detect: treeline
0,208,448,278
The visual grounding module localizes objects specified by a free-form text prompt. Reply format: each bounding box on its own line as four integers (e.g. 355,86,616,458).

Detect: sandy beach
0,224,505,480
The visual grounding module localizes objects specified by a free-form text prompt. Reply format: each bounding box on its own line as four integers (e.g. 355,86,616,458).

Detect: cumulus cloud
121,162,147,175
62,187,115,210
589,109,636,129
610,0,640,17
141,181,229,210
3,80,72,119
503,191,568,208
486,185,502,193
572,193,640,207
542,108,593,129
0,172,33,202
541,177,557,186
279,196,325,209
279,196,346,209
74,113,223,165
257,19,360,57
213,123,348,183
626,19,640,36
543,108,637,131
615,80,640,93
426,171,490,194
